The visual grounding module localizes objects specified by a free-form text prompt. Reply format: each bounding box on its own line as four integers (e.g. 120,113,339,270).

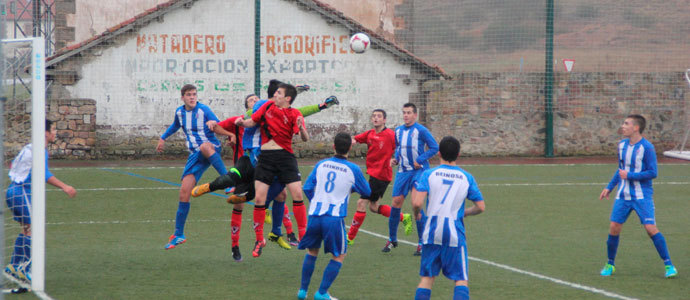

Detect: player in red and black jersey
347,109,412,244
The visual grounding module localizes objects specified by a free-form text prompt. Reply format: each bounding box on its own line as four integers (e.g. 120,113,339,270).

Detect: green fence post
544,0,554,157
254,0,261,96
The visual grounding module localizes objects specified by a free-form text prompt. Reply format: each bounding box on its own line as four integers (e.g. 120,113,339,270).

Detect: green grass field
4,160,689,299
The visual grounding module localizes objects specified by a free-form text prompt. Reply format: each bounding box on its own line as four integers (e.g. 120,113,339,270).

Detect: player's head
244,94,259,109
45,119,57,143
623,114,646,136
438,136,460,162
267,79,284,99
402,103,417,126
276,83,298,106
372,109,386,127
180,84,198,109
334,132,352,155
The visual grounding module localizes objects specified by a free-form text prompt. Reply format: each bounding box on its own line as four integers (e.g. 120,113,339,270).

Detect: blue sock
271,201,285,236
208,152,228,176
453,286,469,300
22,235,31,272
415,288,431,300
318,260,342,295
606,234,619,265
174,202,191,237
416,210,426,243
300,254,317,291
389,207,401,242
651,232,672,266
10,234,25,266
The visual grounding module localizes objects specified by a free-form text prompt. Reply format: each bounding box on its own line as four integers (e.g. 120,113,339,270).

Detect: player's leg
315,217,347,300
298,216,323,300
231,203,244,262
286,180,308,239
347,198,369,244
441,243,469,300
417,244,442,300
5,185,30,279
283,202,298,246
635,199,677,277
251,180,270,257
385,172,413,251
415,277,435,300
601,199,630,275
199,142,228,176
192,155,254,197
166,174,197,250
268,182,291,250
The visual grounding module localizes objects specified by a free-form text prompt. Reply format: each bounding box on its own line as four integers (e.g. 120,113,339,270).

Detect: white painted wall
65,0,416,142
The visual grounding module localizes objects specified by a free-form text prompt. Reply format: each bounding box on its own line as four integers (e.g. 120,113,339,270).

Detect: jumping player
297,132,371,300
598,114,678,278
412,136,484,300
4,120,77,283
385,103,439,255
347,109,412,244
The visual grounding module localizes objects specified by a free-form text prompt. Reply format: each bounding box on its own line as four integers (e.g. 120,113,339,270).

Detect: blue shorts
392,169,423,197
181,146,222,182
244,148,261,166
5,183,31,224
420,243,468,281
610,198,656,225
298,215,347,257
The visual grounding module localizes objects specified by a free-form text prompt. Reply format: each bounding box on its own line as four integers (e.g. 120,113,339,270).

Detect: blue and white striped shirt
414,165,483,247
161,102,221,153
242,99,267,150
394,123,439,172
303,156,371,218
606,138,657,200
8,144,53,185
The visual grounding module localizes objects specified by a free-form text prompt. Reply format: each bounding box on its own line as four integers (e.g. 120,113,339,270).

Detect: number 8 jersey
303,156,371,217
414,165,483,247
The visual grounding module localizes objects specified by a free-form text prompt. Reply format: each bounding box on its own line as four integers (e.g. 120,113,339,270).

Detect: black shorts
365,176,390,202
255,149,301,185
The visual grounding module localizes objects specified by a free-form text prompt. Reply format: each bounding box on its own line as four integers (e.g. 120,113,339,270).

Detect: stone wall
424,72,688,156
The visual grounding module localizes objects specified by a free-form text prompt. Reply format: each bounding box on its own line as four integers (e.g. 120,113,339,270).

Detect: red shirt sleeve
251,100,273,123
218,116,239,132
354,131,369,144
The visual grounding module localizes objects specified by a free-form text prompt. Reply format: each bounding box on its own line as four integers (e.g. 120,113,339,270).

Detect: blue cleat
165,234,187,250
600,263,615,276
665,265,678,278
314,291,338,300
297,289,308,300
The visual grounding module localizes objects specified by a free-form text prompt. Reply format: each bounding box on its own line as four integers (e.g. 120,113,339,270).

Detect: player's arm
627,146,658,180
297,116,309,142
412,172,430,220
464,174,484,217
352,167,372,198
296,96,339,117
353,131,367,144
302,165,319,200
416,128,439,165
157,115,181,152
44,159,76,197
391,130,400,166
601,169,620,200
464,200,485,217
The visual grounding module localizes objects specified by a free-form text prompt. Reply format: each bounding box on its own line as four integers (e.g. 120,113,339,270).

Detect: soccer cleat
296,85,311,94
265,210,272,225
600,263,615,276
402,213,413,235
224,187,235,194
252,239,266,258
287,232,299,246
191,183,211,197
381,240,398,253
297,289,308,300
231,246,242,262
16,264,30,283
4,265,22,282
269,232,291,250
227,192,248,204
165,234,187,250
413,244,422,256
314,291,338,300
347,237,354,246
665,265,678,278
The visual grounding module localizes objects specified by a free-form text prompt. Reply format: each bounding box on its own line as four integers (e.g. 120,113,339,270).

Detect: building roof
46,0,449,79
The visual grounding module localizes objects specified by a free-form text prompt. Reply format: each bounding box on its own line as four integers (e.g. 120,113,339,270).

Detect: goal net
1,37,48,297
662,69,690,161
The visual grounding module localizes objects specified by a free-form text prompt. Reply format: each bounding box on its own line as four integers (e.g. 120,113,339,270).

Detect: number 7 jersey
303,156,371,217
414,165,483,247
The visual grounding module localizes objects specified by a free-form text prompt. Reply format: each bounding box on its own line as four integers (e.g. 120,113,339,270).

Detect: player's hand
297,116,305,130
390,158,398,166
227,134,236,147
351,137,357,145
296,84,310,94
319,96,339,110
206,120,217,131
63,185,77,198
234,118,244,126
156,139,165,153
413,161,422,169
618,169,628,179
599,189,611,201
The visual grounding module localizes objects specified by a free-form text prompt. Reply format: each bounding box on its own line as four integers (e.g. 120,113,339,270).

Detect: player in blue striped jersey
156,84,235,250
411,136,484,300
386,102,439,255
598,114,677,278
297,132,371,300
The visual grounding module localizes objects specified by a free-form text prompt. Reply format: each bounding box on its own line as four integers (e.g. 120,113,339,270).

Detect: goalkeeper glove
319,95,339,110
296,84,310,94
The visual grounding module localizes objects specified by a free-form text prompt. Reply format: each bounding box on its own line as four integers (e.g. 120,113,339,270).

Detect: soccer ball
349,33,370,54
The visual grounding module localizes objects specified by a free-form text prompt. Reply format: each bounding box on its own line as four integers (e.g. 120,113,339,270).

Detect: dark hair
279,83,298,104
244,94,256,109
45,119,54,132
181,84,196,96
372,109,387,119
334,132,352,155
403,102,417,113
439,136,460,162
627,114,646,134
267,79,283,98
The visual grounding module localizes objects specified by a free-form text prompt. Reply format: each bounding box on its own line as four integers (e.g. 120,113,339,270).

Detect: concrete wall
48,0,425,158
